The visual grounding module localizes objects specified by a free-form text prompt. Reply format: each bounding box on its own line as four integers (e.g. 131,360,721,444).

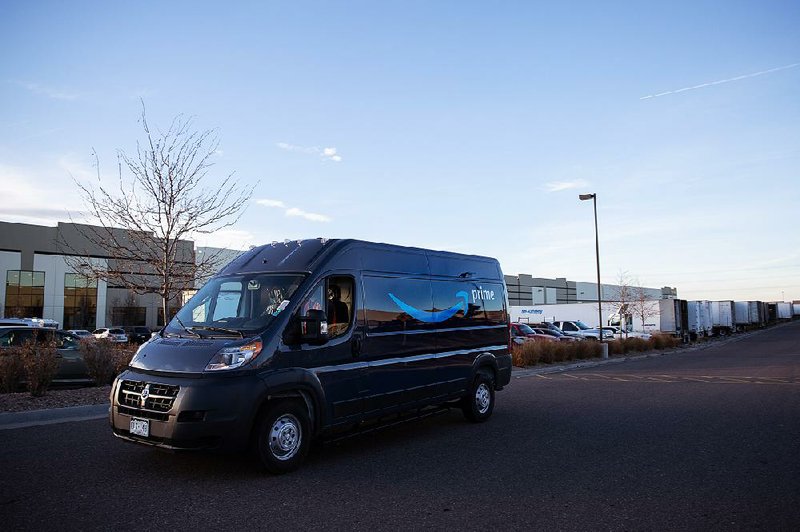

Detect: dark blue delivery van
110,239,511,472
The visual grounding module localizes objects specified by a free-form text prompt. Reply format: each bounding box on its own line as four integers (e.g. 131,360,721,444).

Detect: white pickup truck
551,320,613,340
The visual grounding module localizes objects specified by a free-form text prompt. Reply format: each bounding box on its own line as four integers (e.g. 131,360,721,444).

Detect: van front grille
118,405,169,421
118,380,179,414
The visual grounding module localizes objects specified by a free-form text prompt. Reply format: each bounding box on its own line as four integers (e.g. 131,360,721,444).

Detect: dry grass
513,334,682,368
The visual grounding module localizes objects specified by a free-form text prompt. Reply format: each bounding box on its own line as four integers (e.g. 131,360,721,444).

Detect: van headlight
205,340,263,371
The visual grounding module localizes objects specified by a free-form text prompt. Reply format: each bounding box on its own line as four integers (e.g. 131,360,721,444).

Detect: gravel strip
0,385,111,413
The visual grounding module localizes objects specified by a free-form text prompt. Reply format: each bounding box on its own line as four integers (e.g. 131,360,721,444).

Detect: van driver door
287,276,364,423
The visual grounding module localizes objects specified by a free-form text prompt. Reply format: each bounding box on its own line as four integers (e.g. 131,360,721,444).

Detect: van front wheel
255,400,311,474
461,373,495,422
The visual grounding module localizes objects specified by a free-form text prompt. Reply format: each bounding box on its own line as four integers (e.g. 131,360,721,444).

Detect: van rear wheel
461,373,495,423
254,400,311,474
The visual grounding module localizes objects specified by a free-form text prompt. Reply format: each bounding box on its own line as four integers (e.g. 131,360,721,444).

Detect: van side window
429,280,506,327
363,276,434,333
473,282,506,325
326,276,354,338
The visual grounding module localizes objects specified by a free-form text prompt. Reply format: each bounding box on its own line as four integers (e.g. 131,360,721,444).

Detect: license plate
130,418,149,437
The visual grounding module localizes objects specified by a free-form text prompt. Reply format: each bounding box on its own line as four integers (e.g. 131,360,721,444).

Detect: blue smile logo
388,291,468,323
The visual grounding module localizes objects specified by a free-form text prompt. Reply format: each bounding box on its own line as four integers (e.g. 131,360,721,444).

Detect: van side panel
432,279,508,394
356,248,510,416
360,272,440,413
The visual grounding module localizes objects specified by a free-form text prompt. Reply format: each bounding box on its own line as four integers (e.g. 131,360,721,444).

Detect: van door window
300,283,325,318
326,276,354,338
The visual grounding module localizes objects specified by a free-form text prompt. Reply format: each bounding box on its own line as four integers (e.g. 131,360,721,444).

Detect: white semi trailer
734,301,767,328
710,301,736,334
776,302,792,320
687,300,713,337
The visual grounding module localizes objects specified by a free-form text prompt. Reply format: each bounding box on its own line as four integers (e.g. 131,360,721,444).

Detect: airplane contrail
640,62,799,100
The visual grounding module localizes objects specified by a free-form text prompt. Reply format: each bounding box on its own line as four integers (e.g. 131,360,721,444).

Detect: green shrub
80,340,136,385
20,339,59,397
0,350,25,393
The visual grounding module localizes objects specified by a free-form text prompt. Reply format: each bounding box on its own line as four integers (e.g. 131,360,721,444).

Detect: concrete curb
0,403,109,431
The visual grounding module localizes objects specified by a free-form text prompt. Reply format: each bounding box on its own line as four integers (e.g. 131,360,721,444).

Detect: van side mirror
300,309,328,344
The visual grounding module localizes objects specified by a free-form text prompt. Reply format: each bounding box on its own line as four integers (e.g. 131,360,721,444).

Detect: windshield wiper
174,315,201,338
187,326,244,338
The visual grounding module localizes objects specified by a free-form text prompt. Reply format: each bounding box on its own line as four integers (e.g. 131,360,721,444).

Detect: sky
1,0,798,302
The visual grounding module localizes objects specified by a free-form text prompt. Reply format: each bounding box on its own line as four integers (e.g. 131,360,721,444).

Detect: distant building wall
505,273,676,306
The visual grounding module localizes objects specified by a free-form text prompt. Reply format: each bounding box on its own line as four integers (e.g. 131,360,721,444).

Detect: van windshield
165,274,305,338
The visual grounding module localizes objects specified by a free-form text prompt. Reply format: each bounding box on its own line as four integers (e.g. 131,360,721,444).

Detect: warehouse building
0,221,195,329
504,273,677,307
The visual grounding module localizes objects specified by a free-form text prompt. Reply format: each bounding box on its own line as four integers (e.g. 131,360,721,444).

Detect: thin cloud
256,198,287,209
15,81,81,101
640,62,800,100
544,179,589,192
286,207,331,222
277,142,343,162
256,198,331,223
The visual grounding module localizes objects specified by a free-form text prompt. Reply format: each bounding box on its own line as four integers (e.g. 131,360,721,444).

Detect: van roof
218,239,503,280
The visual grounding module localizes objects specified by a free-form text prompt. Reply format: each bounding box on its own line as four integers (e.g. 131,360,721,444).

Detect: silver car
92,327,129,343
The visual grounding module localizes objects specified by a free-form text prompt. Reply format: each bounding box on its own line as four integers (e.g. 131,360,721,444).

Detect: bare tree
62,104,255,325
606,270,634,335
630,280,660,334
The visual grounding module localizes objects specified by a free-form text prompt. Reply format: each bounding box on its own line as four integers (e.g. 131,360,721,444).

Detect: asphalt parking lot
2,322,799,530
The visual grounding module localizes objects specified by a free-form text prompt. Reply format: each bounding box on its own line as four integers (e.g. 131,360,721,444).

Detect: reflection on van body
110,239,511,473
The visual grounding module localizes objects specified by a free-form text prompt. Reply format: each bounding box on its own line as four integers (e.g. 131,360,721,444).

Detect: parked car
0,327,90,382
511,323,556,343
531,327,580,342
93,328,128,343
123,326,152,344
66,329,94,340
551,320,613,340
0,318,59,328
529,322,584,340
600,326,652,340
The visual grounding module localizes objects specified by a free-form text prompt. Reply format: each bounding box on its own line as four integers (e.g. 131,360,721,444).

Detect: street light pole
579,193,607,359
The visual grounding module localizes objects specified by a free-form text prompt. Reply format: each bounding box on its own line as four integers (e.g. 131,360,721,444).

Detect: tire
254,400,311,474
461,373,495,423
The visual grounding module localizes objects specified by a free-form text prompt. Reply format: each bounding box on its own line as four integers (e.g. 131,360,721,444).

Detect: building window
5,270,45,318
64,274,98,329
112,306,147,326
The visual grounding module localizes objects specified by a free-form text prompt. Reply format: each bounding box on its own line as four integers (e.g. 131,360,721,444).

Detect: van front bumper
109,369,267,452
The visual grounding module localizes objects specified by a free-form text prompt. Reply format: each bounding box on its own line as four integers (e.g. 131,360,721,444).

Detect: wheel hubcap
475,383,491,414
269,414,301,461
